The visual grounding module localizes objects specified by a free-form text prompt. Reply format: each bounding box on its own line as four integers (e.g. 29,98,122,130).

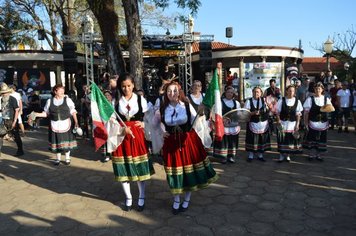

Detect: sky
146,0,356,57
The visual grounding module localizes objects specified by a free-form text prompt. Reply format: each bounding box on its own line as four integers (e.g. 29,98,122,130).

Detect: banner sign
243,63,281,99
17,69,51,91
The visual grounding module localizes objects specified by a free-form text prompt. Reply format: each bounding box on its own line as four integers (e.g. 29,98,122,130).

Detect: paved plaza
1,127,356,235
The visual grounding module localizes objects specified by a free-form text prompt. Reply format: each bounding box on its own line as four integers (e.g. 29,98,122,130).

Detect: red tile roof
301,57,343,73
191,41,236,53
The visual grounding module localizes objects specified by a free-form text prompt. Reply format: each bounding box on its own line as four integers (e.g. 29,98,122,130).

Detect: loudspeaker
226,27,233,38
199,42,212,74
38,29,45,40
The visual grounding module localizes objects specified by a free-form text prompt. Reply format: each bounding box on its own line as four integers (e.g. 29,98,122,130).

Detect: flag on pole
90,83,121,152
202,69,224,141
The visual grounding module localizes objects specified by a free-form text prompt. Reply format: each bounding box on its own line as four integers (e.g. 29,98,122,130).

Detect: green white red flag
90,83,122,152
202,69,224,141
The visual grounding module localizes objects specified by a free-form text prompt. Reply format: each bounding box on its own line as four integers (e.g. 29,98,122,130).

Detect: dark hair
103,90,112,96
307,82,315,93
269,79,276,84
286,85,295,91
52,84,64,93
118,72,135,95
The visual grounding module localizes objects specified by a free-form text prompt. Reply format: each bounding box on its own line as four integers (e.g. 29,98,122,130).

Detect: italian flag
90,83,122,152
203,69,224,141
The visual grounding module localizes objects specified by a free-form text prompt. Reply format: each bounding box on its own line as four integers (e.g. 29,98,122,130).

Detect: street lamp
344,62,350,82
323,37,333,71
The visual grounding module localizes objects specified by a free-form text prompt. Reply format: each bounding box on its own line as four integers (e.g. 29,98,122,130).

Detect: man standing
0,83,24,156
337,81,351,133
297,77,310,104
324,70,337,93
329,80,341,130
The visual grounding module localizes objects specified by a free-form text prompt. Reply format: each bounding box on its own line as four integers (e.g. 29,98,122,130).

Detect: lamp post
323,38,333,71
344,62,350,82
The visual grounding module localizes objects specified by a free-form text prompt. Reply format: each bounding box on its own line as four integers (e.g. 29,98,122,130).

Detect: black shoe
329,126,334,130
137,198,145,212
308,156,314,161
227,157,235,163
338,127,342,133
179,200,190,212
124,205,132,212
54,160,60,166
15,151,24,157
123,198,132,212
221,159,227,164
316,156,324,162
64,160,71,166
344,127,349,133
258,157,266,162
246,158,253,163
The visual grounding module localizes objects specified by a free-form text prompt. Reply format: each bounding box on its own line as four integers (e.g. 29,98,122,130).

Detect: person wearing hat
303,82,332,161
336,81,351,133
28,84,78,165
0,83,24,156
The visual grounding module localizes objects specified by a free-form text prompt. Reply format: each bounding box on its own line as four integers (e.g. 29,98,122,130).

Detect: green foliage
0,0,37,50
149,0,201,15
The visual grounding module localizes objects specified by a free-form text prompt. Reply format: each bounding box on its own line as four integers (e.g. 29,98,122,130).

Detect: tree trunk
87,0,126,76
122,0,143,89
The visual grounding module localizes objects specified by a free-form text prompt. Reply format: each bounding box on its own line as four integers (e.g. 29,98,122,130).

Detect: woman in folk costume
212,86,241,164
302,82,332,161
112,73,154,212
244,86,271,162
29,84,78,165
275,85,303,163
156,81,218,215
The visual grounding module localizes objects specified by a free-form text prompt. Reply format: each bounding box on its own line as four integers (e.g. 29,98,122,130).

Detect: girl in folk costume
276,85,303,163
29,84,78,165
212,86,241,164
244,86,271,162
157,82,218,215
112,73,154,212
187,80,210,118
302,82,332,161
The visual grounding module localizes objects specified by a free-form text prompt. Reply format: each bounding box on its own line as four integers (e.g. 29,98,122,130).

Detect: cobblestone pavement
1,127,356,236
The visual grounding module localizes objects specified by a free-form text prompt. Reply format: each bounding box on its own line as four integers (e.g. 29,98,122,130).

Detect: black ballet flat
172,207,179,215
123,198,132,212
179,200,190,212
137,198,145,212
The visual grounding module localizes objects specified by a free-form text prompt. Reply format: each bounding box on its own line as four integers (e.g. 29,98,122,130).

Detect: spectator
329,80,341,130
0,83,24,156
337,81,351,133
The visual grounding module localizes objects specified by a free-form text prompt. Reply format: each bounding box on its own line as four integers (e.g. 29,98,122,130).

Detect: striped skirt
245,123,271,152
277,131,302,154
162,129,218,194
112,121,155,182
211,134,239,160
48,128,77,153
302,128,327,152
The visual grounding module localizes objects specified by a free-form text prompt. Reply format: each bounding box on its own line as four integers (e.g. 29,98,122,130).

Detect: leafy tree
0,0,37,50
88,0,201,89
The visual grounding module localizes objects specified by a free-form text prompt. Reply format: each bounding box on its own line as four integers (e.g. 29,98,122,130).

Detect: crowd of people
1,65,356,215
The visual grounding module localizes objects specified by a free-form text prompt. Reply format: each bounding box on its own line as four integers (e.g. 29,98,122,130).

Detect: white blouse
163,101,197,126
303,95,331,131
222,98,241,135
276,97,303,132
117,93,148,119
244,97,269,134
189,93,204,105
44,96,76,115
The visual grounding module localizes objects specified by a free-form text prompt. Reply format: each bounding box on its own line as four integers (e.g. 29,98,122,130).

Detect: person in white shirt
28,84,79,165
303,82,332,161
336,81,351,133
10,85,25,135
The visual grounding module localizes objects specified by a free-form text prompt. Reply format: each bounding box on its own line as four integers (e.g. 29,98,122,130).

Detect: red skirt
162,129,218,194
112,121,154,182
